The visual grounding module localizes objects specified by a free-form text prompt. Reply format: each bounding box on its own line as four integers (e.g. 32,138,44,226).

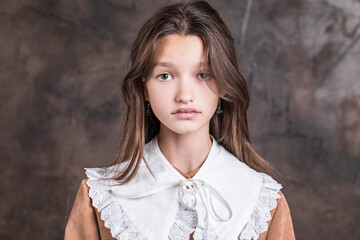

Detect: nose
175,77,194,103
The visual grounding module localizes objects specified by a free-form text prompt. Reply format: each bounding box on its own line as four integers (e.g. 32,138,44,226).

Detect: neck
157,126,212,174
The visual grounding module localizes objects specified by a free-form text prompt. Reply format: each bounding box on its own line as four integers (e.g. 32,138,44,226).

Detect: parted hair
112,0,275,183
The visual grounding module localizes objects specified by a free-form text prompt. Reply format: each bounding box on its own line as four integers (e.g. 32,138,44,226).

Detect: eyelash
157,73,173,81
156,73,212,81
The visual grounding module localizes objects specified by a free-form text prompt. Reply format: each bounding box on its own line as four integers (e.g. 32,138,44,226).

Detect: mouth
172,108,200,119
172,108,200,114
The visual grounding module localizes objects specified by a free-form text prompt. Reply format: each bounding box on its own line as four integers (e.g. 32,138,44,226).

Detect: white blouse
85,136,282,240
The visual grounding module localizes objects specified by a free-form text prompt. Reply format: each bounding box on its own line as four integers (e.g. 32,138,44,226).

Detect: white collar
85,136,282,240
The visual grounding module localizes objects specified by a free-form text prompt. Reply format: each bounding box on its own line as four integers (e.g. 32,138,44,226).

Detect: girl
65,1,295,239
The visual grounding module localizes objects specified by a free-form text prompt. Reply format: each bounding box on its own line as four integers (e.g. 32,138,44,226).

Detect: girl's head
115,0,274,183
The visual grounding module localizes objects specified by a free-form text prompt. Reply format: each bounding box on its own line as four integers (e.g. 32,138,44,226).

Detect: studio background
1,0,359,239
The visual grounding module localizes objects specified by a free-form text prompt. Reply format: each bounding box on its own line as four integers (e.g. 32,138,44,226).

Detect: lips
172,108,200,114
172,108,200,119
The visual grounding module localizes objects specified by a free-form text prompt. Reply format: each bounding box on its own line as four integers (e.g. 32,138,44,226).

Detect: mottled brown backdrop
0,0,359,239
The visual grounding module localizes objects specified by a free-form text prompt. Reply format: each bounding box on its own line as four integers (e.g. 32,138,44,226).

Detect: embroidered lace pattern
85,168,147,240
168,203,219,240
238,173,282,240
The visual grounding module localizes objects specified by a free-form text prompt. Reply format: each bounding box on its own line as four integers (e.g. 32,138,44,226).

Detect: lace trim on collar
239,173,282,240
85,168,148,240
169,203,219,240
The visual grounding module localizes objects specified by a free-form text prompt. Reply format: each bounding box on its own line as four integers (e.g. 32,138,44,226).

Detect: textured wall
0,0,359,239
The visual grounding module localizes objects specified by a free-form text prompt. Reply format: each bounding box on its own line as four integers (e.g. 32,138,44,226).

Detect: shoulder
235,167,295,240
236,172,291,240
66,179,118,240
81,167,147,239
83,166,120,209
257,191,296,240
72,179,92,206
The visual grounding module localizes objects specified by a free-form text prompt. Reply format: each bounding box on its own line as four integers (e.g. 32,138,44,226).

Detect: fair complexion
144,34,219,174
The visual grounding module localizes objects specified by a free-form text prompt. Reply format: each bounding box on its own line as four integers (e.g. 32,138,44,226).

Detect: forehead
152,34,207,68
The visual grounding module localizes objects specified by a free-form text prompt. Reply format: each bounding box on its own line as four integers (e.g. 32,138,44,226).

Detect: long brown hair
112,0,275,184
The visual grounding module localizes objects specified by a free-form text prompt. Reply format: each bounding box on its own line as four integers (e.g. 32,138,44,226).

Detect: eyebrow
153,62,174,68
153,61,208,68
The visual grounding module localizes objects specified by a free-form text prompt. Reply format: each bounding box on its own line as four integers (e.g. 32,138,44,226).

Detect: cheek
147,85,172,112
209,95,220,112
198,84,219,108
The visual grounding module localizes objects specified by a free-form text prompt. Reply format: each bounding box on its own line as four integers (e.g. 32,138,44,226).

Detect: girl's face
145,34,219,137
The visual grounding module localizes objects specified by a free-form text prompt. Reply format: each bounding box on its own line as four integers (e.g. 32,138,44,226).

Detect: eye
198,73,212,80
156,73,173,81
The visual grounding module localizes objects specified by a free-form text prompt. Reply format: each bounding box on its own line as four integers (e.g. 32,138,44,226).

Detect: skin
144,34,220,174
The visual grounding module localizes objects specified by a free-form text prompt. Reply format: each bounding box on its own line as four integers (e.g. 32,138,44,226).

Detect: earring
216,99,223,114
146,102,152,116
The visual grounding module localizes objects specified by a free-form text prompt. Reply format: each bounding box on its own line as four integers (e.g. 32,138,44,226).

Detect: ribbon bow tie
178,179,232,221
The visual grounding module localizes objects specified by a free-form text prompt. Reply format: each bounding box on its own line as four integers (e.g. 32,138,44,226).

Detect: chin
167,124,206,136
159,119,210,136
